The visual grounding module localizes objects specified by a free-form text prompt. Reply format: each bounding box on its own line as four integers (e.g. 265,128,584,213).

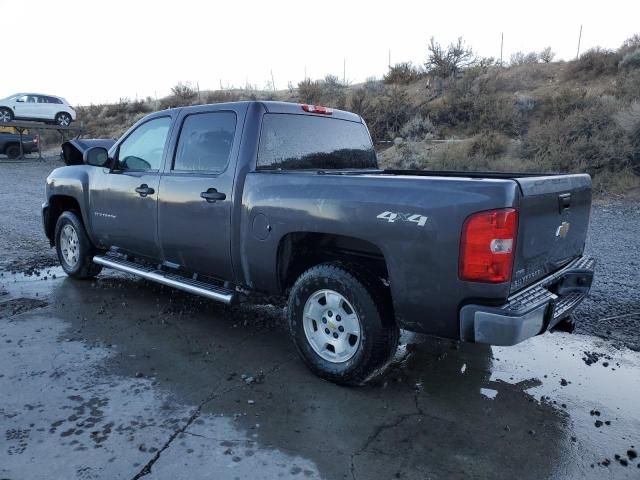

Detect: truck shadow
50,274,571,480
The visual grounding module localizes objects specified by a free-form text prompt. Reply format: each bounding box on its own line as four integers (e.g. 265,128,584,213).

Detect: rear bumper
459,256,595,346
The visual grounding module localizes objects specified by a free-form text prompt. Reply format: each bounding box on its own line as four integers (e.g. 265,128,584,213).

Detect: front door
13,95,38,119
158,109,239,281
91,116,172,259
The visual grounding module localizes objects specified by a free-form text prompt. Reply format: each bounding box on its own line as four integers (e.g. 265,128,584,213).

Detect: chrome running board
93,255,235,305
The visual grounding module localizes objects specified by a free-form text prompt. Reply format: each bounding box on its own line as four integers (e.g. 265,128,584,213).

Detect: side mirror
84,147,111,167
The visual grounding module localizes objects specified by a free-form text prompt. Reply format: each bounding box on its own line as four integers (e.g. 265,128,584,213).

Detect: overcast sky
2,0,639,105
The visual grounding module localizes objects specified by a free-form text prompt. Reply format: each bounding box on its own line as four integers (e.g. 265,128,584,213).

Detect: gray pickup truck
1,131,39,159
43,101,595,384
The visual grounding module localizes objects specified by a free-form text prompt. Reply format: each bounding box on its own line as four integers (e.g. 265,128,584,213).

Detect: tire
54,211,102,279
55,112,72,127
288,263,399,386
5,144,20,159
0,107,13,123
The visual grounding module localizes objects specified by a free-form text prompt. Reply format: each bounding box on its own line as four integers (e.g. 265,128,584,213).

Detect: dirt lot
1,156,640,479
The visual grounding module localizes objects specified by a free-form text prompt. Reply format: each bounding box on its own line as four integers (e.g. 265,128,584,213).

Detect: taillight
302,104,332,114
34,135,39,145
459,208,518,283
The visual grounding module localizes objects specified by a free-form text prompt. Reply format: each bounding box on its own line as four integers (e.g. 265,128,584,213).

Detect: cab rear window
257,114,377,170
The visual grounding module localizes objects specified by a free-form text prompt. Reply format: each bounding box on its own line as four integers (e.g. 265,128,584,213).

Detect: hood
61,138,116,165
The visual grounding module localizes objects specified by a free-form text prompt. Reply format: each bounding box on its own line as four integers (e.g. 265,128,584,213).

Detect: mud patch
2,254,59,276
0,298,48,319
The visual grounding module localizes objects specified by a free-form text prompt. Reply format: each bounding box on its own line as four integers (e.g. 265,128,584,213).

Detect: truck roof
175,100,363,123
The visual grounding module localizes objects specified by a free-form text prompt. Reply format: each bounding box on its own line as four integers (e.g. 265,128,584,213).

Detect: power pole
343,58,346,84
304,65,307,81
576,25,583,59
500,32,504,66
271,70,276,91
388,49,391,69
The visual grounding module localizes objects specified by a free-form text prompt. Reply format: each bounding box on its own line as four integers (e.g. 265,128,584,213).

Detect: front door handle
135,184,155,197
200,188,226,203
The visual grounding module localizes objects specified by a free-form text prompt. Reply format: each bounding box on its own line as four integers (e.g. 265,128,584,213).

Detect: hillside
73,38,640,196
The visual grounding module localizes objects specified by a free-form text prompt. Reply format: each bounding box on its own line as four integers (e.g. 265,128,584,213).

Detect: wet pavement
1,268,639,479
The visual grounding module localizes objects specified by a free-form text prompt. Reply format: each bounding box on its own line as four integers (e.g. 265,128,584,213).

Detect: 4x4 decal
376,211,428,227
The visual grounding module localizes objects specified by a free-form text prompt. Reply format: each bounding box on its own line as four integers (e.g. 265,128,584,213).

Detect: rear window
44,96,63,104
257,114,377,170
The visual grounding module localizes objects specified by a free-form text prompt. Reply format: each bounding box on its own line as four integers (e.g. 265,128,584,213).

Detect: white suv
0,93,77,126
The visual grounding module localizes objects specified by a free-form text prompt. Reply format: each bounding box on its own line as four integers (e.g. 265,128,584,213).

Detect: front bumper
42,202,53,245
460,256,595,346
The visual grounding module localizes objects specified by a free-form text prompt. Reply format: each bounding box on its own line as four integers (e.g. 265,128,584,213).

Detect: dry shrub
399,114,436,140
384,63,424,85
591,168,640,196
522,96,633,172
612,69,640,101
468,132,510,158
510,51,539,66
297,76,347,109
349,85,414,141
427,89,520,136
171,82,197,102
477,63,554,94
566,48,620,79
378,138,540,173
619,49,640,70
204,90,243,103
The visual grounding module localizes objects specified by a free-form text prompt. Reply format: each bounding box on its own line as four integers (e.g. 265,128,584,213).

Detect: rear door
38,96,58,120
157,106,242,281
510,174,592,292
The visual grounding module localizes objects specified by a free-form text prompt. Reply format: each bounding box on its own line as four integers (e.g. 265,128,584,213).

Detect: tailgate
510,174,592,293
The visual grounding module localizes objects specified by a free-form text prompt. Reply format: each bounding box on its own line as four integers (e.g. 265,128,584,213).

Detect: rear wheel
0,107,13,123
55,112,72,127
54,211,102,279
288,263,398,385
5,144,20,159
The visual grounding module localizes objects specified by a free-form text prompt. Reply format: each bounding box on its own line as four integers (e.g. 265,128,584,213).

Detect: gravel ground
578,201,640,349
1,156,639,349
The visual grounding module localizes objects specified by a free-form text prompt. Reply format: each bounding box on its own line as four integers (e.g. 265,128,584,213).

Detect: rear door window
257,114,377,170
173,111,236,173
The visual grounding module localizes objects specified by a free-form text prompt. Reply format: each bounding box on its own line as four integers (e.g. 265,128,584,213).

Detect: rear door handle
200,188,226,203
135,184,155,197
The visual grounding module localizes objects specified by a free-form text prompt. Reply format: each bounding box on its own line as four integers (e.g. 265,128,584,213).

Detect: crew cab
42,101,595,384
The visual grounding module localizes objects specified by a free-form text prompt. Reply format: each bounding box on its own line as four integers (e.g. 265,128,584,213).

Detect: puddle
0,297,48,319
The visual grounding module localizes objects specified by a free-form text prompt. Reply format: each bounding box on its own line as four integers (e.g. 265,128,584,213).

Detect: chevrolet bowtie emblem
555,222,570,238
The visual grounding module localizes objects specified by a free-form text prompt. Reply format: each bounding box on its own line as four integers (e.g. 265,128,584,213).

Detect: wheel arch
276,232,391,294
46,195,84,246
2,142,19,156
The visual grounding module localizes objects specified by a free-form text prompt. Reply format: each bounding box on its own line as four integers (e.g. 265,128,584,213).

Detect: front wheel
55,112,72,127
288,263,399,385
54,211,102,279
